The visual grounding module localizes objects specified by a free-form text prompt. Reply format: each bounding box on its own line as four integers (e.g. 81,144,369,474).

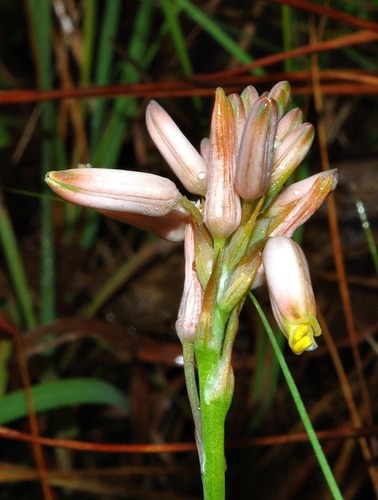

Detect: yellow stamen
290,323,317,355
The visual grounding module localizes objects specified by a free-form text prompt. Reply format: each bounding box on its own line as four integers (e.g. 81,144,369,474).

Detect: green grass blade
281,5,295,72
90,0,123,148
27,0,56,324
175,0,263,72
81,0,97,87
0,340,13,397
0,378,129,425
249,292,343,499
80,239,155,318
161,0,193,75
355,196,378,275
82,0,155,248
0,196,37,329
160,0,203,113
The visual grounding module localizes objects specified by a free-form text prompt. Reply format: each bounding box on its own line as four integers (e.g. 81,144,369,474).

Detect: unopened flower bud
146,101,208,195
228,93,246,150
46,168,183,217
240,85,259,113
269,169,338,238
271,123,314,185
263,123,315,210
268,81,291,119
275,108,303,143
176,223,204,343
204,88,241,239
263,236,321,354
235,97,278,202
193,223,214,289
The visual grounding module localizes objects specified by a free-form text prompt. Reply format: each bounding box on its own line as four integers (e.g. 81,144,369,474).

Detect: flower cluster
46,81,337,355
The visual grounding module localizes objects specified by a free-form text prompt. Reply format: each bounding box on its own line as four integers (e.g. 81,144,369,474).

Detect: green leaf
0,378,129,425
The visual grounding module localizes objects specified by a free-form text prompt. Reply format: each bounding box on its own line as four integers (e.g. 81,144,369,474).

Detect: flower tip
45,170,74,190
329,168,338,190
268,81,291,118
146,99,161,116
45,170,57,182
240,85,259,112
45,171,55,189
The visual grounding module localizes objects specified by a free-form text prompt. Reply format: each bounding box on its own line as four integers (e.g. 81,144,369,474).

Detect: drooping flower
262,236,321,354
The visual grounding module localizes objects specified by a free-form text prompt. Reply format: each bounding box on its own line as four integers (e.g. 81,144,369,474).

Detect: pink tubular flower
262,236,321,354
269,169,338,238
176,223,204,343
46,168,182,216
275,107,303,143
235,96,278,202
240,85,259,113
249,171,337,289
269,123,315,195
45,168,186,241
268,80,291,119
204,88,241,239
146,100,208,195
228,93,246,151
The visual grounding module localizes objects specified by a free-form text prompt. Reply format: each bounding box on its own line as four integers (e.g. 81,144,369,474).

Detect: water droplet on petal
198,171,206,180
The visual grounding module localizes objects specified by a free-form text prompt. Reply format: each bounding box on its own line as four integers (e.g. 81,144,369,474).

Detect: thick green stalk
190,239,234,499
199,397,227,499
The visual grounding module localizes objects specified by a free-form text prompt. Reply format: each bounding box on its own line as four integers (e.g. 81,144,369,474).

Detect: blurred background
0,1,377,498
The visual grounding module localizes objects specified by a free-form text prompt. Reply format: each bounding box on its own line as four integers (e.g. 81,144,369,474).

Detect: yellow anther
290,323,317,355
293,323,309,342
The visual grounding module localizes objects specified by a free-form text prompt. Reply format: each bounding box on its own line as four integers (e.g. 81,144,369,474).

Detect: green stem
199,396,227,499
195,341,233,500
190,237,235,499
